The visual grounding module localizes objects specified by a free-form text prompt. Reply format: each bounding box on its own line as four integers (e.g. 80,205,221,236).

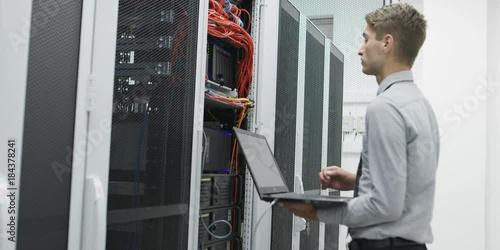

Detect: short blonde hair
365,3,427,67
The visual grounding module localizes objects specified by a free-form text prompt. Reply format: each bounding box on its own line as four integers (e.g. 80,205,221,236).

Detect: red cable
208,0,254,98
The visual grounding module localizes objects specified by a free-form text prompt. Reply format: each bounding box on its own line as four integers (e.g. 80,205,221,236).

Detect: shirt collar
377,70,414,95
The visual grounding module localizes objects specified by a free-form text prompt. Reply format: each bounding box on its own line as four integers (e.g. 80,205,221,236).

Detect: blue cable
125,110,149,250
223,0,232,13
134,111,148,249
223,0,244,27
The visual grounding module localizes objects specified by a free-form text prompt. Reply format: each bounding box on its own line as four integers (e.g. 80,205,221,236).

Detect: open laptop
233,127,351,208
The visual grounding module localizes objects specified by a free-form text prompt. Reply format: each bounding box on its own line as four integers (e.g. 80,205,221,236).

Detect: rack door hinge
86,74,97,112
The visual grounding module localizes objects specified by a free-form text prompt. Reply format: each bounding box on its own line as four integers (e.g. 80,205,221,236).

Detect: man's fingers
319,170,332,189
320,169,331,180
318,172,327,184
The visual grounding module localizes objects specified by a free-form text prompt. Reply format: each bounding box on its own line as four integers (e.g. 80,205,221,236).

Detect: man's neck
376,65,411,84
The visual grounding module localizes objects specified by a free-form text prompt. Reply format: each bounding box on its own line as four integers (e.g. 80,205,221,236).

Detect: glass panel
106,0,200,249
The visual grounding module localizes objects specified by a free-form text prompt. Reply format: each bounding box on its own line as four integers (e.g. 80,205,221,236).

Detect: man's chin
361,67,372,75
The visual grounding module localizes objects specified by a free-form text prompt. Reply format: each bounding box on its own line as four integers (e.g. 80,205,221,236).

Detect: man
279,3,439,250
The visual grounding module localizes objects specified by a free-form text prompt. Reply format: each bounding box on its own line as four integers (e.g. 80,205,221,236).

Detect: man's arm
316,98,408,227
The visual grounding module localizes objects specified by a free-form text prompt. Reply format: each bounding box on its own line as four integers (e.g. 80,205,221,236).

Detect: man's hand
319,166,356,191
278,202,318,221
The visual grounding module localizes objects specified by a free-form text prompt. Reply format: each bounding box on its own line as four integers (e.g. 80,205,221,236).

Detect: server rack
104,1,203,249
3,1,84,249
76,0,266,249
324,42,344,250
272,1,300,249
272,0,345,249
300,19,326,250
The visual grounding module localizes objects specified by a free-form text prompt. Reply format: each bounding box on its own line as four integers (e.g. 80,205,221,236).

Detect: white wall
422,1,488,250
486,0,500,249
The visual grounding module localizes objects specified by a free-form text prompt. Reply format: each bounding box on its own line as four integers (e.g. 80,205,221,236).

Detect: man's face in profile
358,25,385,76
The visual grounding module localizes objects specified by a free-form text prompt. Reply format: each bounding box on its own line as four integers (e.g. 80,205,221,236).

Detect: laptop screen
233,128,289,195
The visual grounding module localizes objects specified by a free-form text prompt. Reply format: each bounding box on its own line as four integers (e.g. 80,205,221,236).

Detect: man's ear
382,34,394,52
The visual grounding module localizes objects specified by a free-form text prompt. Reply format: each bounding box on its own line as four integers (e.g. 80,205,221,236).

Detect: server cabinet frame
0,1,33,249
243,0,281,249
76,0,119,249
74,0,208,249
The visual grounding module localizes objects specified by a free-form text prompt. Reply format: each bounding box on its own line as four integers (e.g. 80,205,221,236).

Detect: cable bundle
208,0,253,99
207,3,254,245
204,91,252,108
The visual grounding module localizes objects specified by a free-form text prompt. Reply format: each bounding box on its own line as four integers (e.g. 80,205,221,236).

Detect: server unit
207,42,238,90
202,128,232,173
202,238,242,250
200,174,239,209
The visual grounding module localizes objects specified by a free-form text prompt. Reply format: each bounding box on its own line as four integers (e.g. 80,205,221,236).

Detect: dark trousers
348,238,427,250
348,245,427,250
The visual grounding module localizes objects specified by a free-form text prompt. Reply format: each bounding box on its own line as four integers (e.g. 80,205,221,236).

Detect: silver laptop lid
233,128,289,197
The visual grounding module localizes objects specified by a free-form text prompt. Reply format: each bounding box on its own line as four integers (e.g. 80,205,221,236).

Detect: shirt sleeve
317,98,407,227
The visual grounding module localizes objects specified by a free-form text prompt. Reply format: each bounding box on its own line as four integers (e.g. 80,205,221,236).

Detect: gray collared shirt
317,70,440,243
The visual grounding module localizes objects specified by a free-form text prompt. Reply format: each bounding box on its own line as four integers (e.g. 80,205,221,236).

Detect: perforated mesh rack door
300,20,325,250
272,0,300,249
324,43,344,250
17,1,83,249
106,0,200,249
